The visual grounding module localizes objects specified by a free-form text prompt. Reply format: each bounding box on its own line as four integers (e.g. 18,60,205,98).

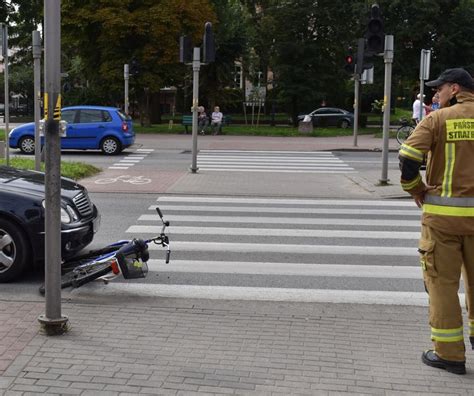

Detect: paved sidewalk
1,298,474,395
135,133,400,152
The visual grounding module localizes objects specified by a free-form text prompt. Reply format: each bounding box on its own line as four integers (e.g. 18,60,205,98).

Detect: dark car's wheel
100,136,122,155
19,136,35,155
340,119,350,129
0,219,30,282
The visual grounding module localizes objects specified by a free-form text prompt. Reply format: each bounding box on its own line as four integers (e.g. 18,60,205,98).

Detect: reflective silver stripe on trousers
424,195,474,207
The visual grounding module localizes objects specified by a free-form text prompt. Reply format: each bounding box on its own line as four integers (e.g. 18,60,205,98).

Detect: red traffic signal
344,50,354,73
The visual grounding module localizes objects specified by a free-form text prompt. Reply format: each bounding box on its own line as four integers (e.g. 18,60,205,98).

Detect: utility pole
38,0,68,334
32,30,42,171
380,35,394,185
124,64,129,115
2,24,10,165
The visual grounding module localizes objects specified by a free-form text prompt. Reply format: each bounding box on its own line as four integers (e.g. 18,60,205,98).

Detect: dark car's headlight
42,200,79,224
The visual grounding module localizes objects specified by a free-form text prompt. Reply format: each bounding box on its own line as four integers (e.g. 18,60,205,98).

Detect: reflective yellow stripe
44,92,49,120
53,94,61,120
442,143,455,197
401,174,422,191
399,144,424,162
423,204,474,217
431,326,464,342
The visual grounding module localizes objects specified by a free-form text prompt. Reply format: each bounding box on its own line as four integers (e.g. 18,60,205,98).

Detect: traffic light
366,3,384,54
202,22,215,63
130,57,140,76
179,35,192,63
344,48,354,73
355,38,373,75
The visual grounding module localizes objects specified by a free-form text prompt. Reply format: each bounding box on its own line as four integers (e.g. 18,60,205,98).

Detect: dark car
8,105,134,155
297,107,354,128
0,166,100,282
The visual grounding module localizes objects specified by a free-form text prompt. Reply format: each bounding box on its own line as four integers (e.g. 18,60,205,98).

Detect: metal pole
124,64,129,115
33,31,42,171
190,47,200,173
353,74,360,147
2,24,10,165
38,0,68,333
419,49,431,123
380,35,394,185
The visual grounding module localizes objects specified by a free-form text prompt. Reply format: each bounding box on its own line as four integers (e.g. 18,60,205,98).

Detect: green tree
199,0,250,112
61,0,216,124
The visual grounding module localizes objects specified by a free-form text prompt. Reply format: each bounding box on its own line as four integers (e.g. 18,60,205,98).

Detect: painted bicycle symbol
94,175,152,185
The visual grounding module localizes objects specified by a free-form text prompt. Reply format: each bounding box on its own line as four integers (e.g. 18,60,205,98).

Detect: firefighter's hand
412,185,436,208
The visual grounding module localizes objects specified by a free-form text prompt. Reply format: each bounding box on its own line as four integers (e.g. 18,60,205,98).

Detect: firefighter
399,68,474,375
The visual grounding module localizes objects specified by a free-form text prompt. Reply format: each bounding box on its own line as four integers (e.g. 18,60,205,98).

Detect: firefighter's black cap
426,68,474,89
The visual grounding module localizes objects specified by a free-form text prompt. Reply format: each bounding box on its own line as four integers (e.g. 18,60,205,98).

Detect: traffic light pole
352,73,360,147
190,47,200,173
380,35,394,185
38,0,68,334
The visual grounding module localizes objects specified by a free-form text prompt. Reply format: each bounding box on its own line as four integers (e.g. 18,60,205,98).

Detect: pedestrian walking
399,68,474,375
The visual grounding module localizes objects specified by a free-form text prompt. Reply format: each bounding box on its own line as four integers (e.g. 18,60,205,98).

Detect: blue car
9,105,135,155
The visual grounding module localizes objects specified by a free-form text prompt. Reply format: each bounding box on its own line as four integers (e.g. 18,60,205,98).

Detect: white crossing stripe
128,225,419,239
156,196,416,206
71,284,460,307
146,241,414,256
148,205,420,216
139,214,420,227
197,150,355,173
146,260,420,278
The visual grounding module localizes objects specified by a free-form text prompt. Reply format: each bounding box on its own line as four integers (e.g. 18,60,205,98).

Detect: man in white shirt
211,106,223,135
412,93,427,124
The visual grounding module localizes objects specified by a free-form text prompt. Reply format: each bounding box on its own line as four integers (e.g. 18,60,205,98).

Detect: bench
181,115,231,134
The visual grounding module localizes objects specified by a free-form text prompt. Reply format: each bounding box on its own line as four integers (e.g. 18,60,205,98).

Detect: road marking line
149,205,420,216
139,214,421,227
70,284,455,307
155,196,416,207
127,225,419,239
145,260,421,278
145,241,415,256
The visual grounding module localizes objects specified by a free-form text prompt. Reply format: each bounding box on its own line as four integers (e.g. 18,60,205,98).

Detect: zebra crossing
67,195,459,307
108,148,154,170
197,150,356,173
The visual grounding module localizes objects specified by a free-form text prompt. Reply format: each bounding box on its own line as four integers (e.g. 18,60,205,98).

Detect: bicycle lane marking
81,169,188,194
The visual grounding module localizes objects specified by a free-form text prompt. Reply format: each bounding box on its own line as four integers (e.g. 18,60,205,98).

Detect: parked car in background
8,105,134,155
297,107,354,128
0,166,100,282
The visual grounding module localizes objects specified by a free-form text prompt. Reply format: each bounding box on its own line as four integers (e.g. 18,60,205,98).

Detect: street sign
420,49,431,80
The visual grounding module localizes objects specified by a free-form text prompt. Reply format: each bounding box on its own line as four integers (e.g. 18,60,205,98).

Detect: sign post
380,35,394,185
124,64,129,115
1,24,10,165
32,30,42,171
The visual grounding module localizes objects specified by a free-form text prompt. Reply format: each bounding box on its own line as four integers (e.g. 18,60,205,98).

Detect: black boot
421,350,466,375
470,336,474,350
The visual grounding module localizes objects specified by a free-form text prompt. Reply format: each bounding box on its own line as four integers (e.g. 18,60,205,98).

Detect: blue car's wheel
100,136,122,155
19,136,35,155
